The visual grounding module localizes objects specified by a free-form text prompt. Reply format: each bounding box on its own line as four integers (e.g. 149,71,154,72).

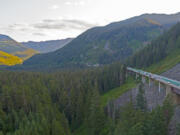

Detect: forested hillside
128,22,180,69
23,19,163,67
22,13,180,69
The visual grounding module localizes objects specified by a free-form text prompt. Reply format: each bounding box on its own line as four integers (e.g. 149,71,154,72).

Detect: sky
0,0,180,42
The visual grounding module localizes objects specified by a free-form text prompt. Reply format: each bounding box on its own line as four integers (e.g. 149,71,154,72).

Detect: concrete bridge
127,67,180,105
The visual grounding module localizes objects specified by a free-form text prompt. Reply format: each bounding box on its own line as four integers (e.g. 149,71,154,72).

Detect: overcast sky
0,0,180,42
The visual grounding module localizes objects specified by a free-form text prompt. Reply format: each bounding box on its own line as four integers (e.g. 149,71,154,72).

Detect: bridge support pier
159,82,161,93
142,76,146,84
149,78,153,87
136,73,139,79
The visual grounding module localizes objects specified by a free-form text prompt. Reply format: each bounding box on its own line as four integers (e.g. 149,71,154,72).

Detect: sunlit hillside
0,50,22,66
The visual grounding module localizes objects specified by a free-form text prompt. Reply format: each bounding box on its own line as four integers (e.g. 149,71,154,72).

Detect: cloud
1,18,98,41
32,33,47,36
65,1,72,5
49,5,59,10
65,1,86,6
33,19,97,30
5,23,32,32
5,18,97,32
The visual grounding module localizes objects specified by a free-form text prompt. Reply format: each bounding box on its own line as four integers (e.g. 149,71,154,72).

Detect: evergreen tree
86,88,106,135
136,83,147,111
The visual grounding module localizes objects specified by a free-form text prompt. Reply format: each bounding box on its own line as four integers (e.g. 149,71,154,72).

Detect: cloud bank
1,18,98,41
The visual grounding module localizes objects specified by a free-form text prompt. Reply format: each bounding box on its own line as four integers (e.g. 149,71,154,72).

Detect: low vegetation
101,77,136,107
147,48,180,74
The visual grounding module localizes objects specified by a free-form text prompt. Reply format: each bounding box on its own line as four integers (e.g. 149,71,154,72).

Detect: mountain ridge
22,38,73,53
10,12,180,70
23,18,165,68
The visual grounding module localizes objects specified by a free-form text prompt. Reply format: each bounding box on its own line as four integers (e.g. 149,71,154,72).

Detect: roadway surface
127,67,180,90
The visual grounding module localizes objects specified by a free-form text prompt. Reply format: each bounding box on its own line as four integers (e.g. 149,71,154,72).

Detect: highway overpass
127,67,180,105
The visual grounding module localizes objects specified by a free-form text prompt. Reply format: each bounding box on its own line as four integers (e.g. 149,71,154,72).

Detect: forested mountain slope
22,38,73,53
0,34,38,60
23,13,180,69
128,22,180,69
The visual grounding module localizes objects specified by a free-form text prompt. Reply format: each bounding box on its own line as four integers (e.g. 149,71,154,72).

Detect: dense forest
0,61,176,135
0,63,125,135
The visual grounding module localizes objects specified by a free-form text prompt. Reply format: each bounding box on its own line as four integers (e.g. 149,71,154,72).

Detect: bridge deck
127,67,180,90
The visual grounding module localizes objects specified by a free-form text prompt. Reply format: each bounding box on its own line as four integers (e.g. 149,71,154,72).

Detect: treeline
0,63,126,135
127,22,180,68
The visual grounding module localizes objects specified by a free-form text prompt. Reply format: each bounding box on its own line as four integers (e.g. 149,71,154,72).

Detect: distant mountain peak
22,38,73,53
0,34,11,40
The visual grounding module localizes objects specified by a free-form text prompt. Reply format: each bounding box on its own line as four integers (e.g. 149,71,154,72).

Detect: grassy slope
146,48,180,74
101,78,137,107
0,50,22,66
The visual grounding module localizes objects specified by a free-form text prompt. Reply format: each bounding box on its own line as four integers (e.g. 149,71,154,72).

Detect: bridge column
149,78,153,87
159,82,161,93
136,73,139,79
142,76,146,83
